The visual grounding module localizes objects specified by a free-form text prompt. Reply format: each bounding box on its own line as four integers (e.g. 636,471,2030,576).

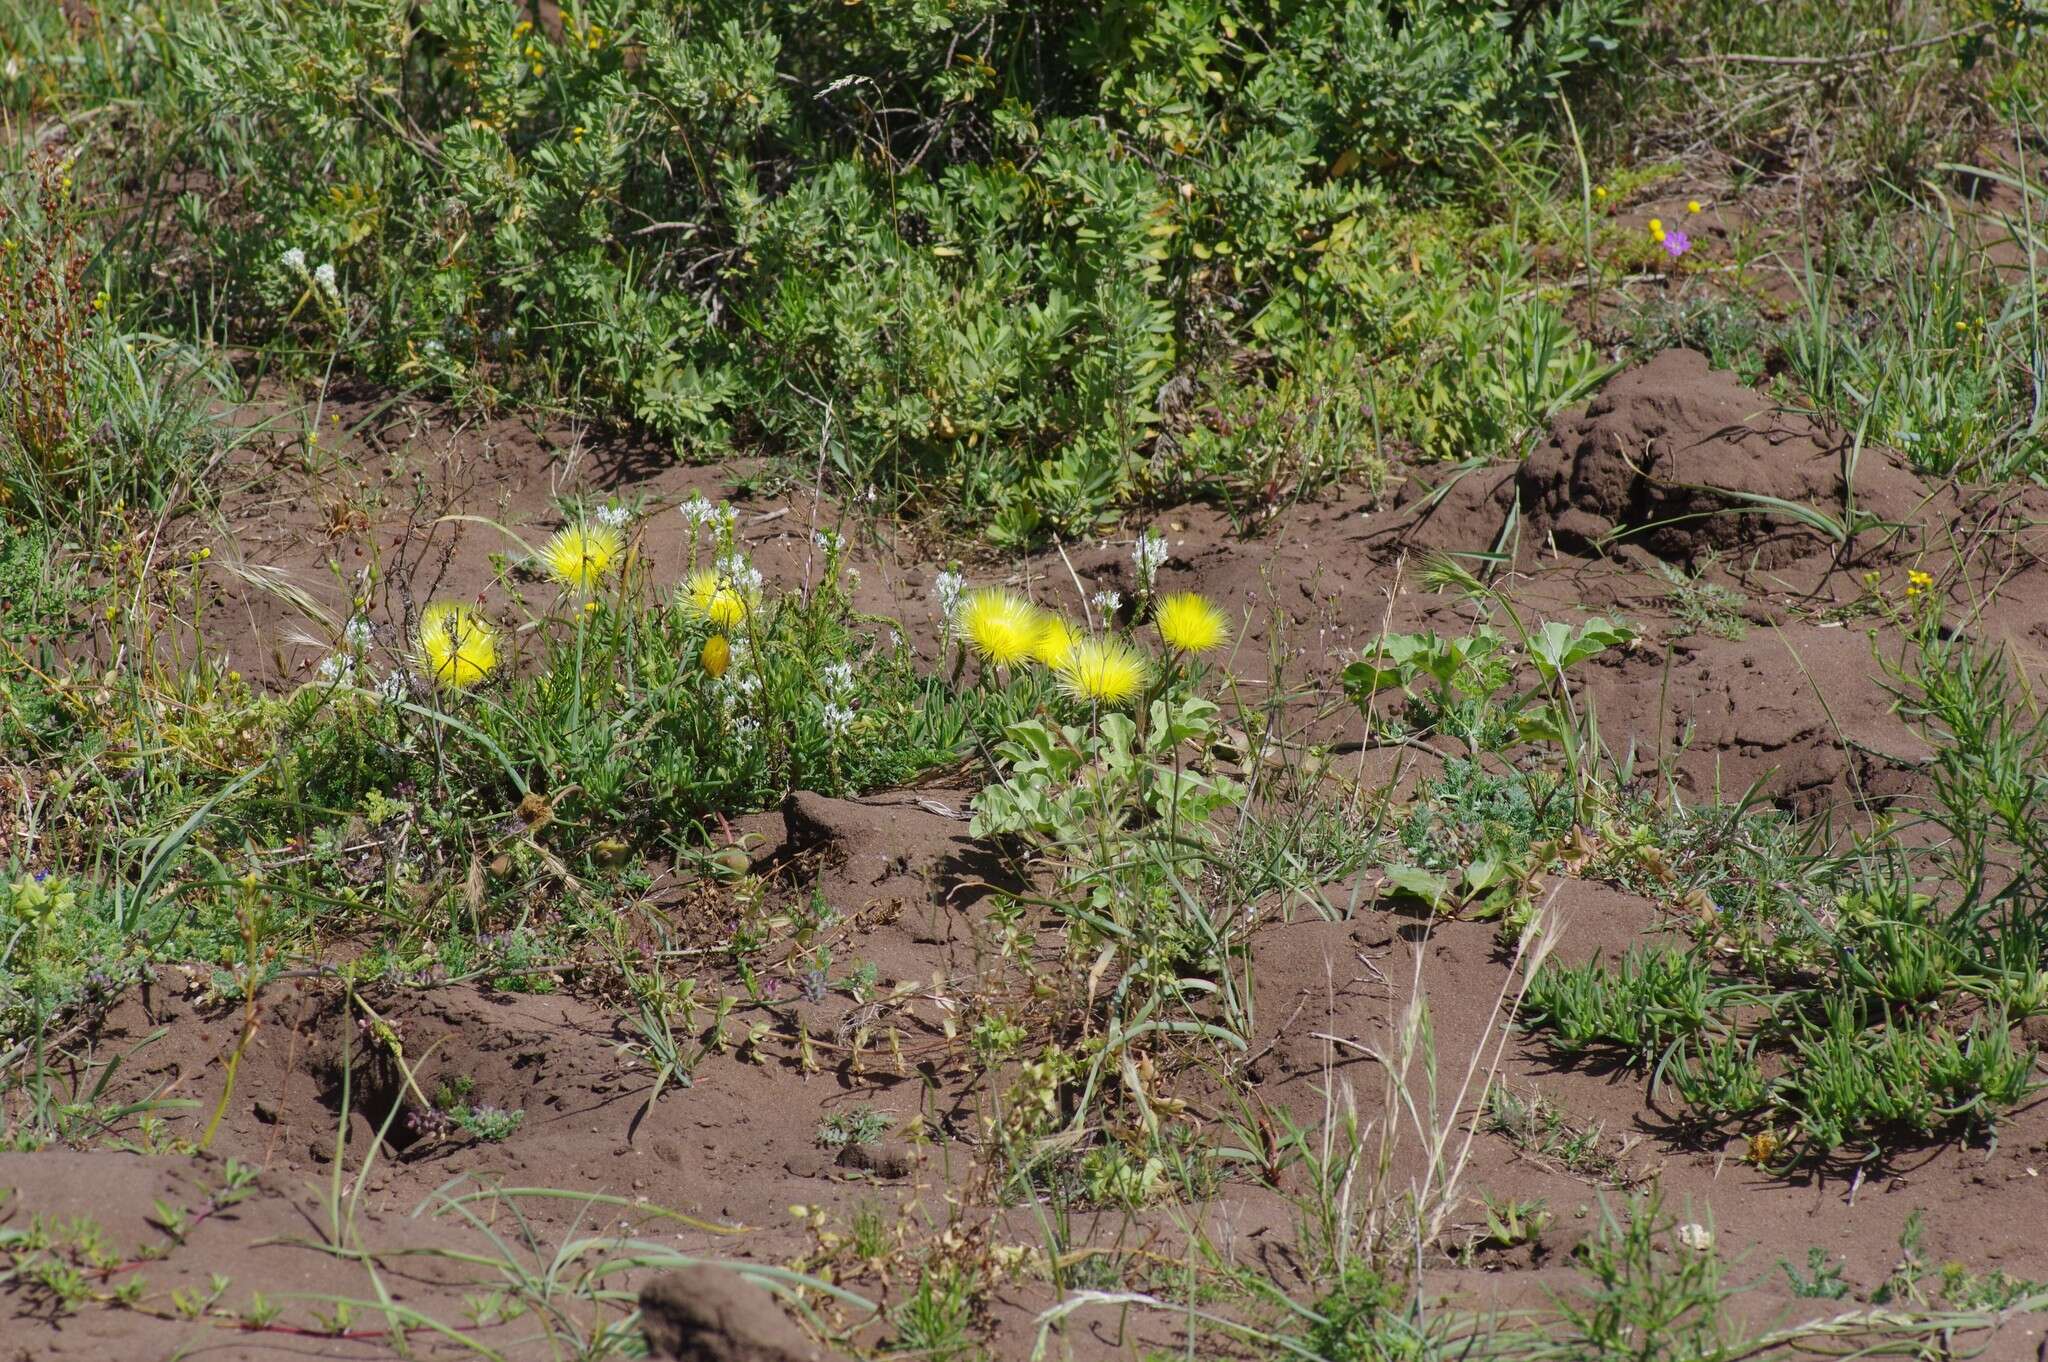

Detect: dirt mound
1522,348,1932,569
640,1266,852,1362
1581,625,1932,817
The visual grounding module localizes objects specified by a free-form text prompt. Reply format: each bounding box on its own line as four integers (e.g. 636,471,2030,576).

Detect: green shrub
43,0,1638,530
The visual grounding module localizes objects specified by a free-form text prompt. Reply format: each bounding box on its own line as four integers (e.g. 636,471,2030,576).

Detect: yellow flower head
701,633,731,678
1905,568,1934,601
1155,592,1229,655
541,522,622,594
1057,636,1147,706
418,603,499,690
1648,217,1665,243
685,569,752,629
1032,614,1081,669
959,588,1042,667
1687,199,1703,214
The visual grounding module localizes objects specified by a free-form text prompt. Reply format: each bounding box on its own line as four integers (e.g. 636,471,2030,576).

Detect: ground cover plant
8,2,2048,1360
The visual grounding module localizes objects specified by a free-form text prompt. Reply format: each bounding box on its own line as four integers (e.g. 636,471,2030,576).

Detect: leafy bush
43,0,1636,531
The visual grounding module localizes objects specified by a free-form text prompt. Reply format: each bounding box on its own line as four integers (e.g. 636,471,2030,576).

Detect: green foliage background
32,0,1633,537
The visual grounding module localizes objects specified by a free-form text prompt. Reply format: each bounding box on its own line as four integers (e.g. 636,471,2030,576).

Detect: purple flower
1662,229,1692,260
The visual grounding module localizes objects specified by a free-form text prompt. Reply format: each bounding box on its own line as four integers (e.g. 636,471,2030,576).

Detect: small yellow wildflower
958,588,1041,667
1648,217,1666,243
1905,568,1934,601
701,634,731,678
540,522,623,594
1687,199,1702,214
685,569,751,629
1593,185,1607,201
1032,615,1081,668
418,602,499,690
1155,592,1229,655
1057,636,1147,706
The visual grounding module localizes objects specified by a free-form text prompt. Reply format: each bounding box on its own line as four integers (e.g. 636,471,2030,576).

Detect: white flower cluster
281,247,307,274
933,569,965,624
316,653,356,685
677,495,717,526
717,551,763,594
819,658,857,738
343,617,373,648
1091,589,1122,615
376,670,408,704
812,528,846,553
1133,531,1168,592
718,669,761,719
595,504,630,528
313,262,339,296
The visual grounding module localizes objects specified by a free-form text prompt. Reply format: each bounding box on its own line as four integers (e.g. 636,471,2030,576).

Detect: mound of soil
640,1266,851,1362
1521,348,1932,569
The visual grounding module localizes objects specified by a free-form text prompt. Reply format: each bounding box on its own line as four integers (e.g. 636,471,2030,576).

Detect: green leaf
1381,864,1452,909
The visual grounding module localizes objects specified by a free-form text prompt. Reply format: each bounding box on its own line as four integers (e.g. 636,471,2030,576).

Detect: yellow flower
701,634,731,678
1032,614,1081,668
1155,592,1229,655
418,603,499,690
1057,636,1147,706
541,522,622,594
1593,184,1607,200
1905,568,1934,601
958,588,1042,667
1687,199,1703,214
685,569,752,628
1648,217,1665,243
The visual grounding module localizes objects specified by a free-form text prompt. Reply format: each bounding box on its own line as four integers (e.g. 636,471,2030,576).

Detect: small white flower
422,338,445,355
812,528,846,553
717,552,763,594
281,247,307,274
376,670,408,703
317,653,356,685
732,716,760,739
595,504,630,528
343,617,373,648
313,261,338,295
1091,589,1122,615
677,495,716,526
821,701,856,737
822,661,855,694
1133,531,1168,591
933,570,965,623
